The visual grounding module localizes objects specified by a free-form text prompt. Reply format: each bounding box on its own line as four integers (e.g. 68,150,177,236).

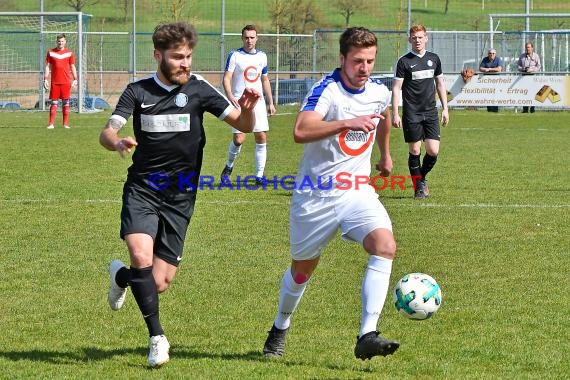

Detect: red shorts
49,83,72,101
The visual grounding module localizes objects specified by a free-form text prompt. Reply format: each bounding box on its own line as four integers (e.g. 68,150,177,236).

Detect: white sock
274,268,308,330
254,143,267,178
226,141,241,168
359,255,393,337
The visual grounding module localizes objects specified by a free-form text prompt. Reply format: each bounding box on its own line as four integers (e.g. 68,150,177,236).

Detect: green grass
5,0,570,32
0,107,569,379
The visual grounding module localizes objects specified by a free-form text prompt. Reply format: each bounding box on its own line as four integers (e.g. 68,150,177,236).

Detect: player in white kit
221,24,276,185
263,27,399,360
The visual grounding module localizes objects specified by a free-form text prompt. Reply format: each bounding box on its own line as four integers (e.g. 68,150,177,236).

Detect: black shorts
402,110,441,143
120,182,196,267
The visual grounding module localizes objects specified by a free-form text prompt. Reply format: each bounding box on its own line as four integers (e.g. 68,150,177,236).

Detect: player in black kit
391,24,449,199
99,22,260,368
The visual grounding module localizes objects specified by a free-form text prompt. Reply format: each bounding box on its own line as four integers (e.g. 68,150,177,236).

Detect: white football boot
148,334,170,368
108,259,127,310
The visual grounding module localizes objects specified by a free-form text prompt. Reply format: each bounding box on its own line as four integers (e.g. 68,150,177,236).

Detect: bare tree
333,0,370,28
266,0,323,34
266,0,324,75
159,0,199,22
469,16,484,31
266,0,288,32
122,0,129,23
63,0,100,12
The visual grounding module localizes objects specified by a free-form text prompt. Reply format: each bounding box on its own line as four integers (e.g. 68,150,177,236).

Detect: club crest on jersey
175,93,188,107
427,59,433,67
338,130,374,156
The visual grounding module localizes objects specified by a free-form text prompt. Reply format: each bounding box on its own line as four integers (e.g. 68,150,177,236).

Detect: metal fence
1,26,569,109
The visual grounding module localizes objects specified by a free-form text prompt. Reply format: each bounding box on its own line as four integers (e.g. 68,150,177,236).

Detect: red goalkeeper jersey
45,48,75,85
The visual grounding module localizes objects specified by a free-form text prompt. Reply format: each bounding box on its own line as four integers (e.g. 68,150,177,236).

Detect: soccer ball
393,273,442,320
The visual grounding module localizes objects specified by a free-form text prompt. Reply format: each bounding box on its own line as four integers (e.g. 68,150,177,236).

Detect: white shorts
232,100,269,133
289,185,393,261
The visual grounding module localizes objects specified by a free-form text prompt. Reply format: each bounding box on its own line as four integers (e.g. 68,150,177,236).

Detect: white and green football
393,273,442,320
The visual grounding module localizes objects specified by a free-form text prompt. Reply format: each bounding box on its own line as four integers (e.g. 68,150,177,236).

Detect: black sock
420,153,438,181
115,266,131,288
408,153,421,187
130,266,164,337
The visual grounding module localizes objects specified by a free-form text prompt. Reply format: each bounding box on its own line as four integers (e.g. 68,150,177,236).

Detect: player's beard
160,58,191,86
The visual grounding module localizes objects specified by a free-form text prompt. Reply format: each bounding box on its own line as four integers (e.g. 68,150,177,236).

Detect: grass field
7,0,570,32
0,107,569,379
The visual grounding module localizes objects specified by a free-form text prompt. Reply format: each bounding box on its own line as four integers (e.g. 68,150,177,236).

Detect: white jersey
225,47,269,132
225,47,267,98
294,68,391,197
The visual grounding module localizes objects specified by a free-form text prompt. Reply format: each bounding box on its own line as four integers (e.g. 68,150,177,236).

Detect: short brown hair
152,22,198,52
339,27,377,57
242,24,257,36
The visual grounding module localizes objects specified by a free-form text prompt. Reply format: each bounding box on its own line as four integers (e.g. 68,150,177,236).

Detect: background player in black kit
391,24,449,199
99,22,260,368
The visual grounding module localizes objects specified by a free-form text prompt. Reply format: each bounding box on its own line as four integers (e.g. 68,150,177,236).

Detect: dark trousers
522,106,535,113
487,106,499,112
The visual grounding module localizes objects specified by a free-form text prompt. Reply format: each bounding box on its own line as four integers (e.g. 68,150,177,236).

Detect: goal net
0,12,90,112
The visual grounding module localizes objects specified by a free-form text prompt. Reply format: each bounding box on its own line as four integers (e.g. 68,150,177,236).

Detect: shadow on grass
0,346,377,373
172,346,378,373
0,347,146,364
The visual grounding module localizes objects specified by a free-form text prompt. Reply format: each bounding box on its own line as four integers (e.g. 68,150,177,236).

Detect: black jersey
395,51,443,118
112,73,233,195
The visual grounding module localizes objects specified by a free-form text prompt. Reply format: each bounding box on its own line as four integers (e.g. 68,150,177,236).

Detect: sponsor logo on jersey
338,129,374,156
48,50,73,60
243,65,261,83
412,69,435,80
141,114,190,132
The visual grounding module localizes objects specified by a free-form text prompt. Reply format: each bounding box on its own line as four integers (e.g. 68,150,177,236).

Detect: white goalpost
489,13,570,72
0,12,90,112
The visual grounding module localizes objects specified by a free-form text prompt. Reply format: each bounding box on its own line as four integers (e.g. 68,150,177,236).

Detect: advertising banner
445,74,570,109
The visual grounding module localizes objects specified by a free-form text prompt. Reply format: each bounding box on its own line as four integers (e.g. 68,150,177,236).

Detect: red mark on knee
293,272,309,284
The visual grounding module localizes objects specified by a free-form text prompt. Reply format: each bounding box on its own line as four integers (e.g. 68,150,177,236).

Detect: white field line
455,127,552,131
1,199,569,208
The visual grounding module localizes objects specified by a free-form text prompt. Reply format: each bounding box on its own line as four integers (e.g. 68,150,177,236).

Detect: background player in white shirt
220,24,276,185
263,27,399,361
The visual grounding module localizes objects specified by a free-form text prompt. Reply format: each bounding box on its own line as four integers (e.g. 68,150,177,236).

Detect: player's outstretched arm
99,117,137,158
293,111,382,143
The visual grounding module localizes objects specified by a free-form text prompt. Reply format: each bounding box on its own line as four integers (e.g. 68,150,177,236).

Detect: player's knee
364,232,396,259
254,132,267,144
155,277,171,293
232,133,243,144
426,150,439,158
379,239,397,259
62,99,70,106
50,100,58,106
292,270,311,284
